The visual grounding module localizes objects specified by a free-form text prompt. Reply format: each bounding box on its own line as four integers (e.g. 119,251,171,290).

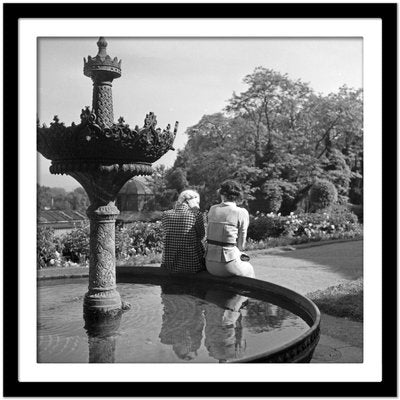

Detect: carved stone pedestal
84,203,121,315
70,169,144,316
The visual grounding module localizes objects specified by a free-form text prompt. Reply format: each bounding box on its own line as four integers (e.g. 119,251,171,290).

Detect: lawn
306,278,363,322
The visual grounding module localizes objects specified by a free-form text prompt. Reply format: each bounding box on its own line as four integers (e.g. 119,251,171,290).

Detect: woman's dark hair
219,180,243,202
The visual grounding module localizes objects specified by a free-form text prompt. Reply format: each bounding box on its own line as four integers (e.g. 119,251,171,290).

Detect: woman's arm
195,211,206,241
237,208,249,251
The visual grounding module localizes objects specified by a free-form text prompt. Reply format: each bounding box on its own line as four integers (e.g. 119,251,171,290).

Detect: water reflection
203,289,248,363
38,279,309,363
159,283,248,362
84,311,122,363
159,283,206,360
242,300,293,333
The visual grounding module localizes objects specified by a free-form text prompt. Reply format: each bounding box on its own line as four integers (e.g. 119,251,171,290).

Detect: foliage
319,149,352,203
37,184,89,212
167,67,362,213
143,165,178,211
324,203,359,227
260,180,283,213
166,167,188,193
348,203,363,223
61,223,90,263
245,230,363,251
309,179,338,211
117,251,162,266
116,221,164,260
38,210,361,269
37,226,62,268
247,207,360,242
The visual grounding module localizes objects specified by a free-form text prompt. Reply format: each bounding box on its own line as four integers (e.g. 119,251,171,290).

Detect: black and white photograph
36,35,363,365
4,2,396,397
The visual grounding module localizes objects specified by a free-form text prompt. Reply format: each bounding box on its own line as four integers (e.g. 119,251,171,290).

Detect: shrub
322,204,359,228
115,226,133,261
127,221,164,256
248,206,361,242
37,226,61,268
320,149,352,203
260,181,282,213
248,213,286,241
309,179,338,211
61,223,90,263
115,221,164,260
348,203,363,223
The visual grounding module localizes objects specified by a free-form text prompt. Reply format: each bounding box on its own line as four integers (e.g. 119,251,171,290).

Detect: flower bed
37,221,164,268
247,205,361,242
38,205,362,268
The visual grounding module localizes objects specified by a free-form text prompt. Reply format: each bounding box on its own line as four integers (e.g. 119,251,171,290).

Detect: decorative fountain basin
38,268,320,363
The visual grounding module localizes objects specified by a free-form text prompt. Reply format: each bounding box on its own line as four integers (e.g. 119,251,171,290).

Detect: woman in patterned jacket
161,190,206,273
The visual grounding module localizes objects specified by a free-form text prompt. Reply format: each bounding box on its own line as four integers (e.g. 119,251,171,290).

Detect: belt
207,239,235,247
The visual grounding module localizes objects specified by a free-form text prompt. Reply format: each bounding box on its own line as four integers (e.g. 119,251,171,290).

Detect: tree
172,113,249,208
66,187,90,211
168,69,363,214
166,168,188,193
37,184,52,210
226,67,312,167
144,165,178,210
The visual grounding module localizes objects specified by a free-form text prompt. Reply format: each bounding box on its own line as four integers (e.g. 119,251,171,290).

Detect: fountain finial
96,37,108,58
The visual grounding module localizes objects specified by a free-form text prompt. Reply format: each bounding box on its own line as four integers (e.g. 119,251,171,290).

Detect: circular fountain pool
38,268,320,363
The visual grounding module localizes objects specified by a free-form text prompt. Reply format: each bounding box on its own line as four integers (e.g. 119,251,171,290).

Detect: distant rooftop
38,209,88,225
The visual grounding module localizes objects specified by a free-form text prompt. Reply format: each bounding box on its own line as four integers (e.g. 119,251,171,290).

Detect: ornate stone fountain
37,37,178,317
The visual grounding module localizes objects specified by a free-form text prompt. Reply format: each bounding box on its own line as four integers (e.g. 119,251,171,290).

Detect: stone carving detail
144,112,157,128
93,84,114,128
88,210,117,291
37,111,177,173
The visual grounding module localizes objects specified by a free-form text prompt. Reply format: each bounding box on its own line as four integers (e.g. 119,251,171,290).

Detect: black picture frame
3,2,397,397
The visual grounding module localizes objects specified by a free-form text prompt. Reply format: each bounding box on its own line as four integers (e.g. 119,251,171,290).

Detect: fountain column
80,37,123,315
85,202,120,312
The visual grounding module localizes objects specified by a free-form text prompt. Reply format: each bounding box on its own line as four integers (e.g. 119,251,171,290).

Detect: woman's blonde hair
176,189,200,206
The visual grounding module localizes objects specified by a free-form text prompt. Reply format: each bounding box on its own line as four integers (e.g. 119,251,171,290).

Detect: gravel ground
250,240,363,295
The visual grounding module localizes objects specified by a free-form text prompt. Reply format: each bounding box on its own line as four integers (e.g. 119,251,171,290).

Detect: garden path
250,240,363,294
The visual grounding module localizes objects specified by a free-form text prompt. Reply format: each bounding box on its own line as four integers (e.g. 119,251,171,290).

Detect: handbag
240,253,250,262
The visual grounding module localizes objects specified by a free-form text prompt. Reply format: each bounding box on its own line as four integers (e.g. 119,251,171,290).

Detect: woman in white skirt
205,180,255,278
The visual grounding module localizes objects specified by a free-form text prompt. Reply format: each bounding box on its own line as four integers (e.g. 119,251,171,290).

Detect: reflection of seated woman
158,284,205,361
205,180,255,278
203,288,247,362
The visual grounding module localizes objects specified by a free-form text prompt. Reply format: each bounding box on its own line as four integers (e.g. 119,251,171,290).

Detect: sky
37,37,362,190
